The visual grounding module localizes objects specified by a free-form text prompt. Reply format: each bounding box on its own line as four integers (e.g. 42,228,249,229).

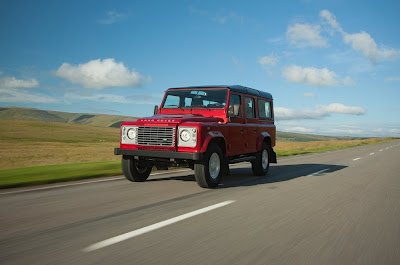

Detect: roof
167,85,273,100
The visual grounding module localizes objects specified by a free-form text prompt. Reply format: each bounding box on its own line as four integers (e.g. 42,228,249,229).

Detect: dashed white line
379,149,384,152
83,200,236,252
353,157,361,161
307,168,330,176
369,152,375,155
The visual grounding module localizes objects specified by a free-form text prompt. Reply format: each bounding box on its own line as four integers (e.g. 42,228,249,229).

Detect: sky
1,0,399,137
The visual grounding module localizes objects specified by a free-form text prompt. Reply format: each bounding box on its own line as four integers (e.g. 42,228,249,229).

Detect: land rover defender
114,85,277,188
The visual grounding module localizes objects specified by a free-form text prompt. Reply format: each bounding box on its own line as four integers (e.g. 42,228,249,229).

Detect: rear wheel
251,142,270,176
194,143,223,188
122,156,152,182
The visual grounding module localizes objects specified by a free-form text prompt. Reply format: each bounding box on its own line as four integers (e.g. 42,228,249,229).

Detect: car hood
135,114,223,124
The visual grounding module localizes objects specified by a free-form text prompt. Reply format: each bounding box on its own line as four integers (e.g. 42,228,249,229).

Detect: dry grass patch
274,138,389,156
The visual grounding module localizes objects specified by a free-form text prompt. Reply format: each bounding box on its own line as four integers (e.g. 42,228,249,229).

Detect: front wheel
194,143,223,188
122,156,152,182
251,142,270,176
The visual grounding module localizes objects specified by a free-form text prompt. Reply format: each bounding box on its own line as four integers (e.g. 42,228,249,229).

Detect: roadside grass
0,161,122,189
274,138,392,157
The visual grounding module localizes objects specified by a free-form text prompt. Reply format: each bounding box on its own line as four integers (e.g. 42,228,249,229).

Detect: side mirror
154,105,159,115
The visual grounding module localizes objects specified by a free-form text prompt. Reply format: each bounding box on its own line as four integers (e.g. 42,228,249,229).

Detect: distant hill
0,106,360,142
276,131,363,142
0,107,138,128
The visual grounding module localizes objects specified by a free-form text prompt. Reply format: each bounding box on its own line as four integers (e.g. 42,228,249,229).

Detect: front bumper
114,148,203,161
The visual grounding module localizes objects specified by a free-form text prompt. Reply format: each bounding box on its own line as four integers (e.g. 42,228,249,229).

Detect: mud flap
270,148,277,163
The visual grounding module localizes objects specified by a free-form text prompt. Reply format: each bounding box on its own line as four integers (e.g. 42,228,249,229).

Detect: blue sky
1,0,399,137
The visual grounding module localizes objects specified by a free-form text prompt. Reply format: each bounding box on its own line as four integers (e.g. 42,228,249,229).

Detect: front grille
137,126,176,147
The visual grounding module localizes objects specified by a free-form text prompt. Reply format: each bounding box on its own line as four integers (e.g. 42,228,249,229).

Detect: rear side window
244,97,255,118
258,99,272,119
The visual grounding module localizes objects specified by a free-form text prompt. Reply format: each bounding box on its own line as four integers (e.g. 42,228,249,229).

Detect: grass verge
0,161,121,189
275,138,392,157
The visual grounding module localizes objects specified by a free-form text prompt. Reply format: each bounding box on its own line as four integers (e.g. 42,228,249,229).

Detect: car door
227,93,246,156
244,96,257,153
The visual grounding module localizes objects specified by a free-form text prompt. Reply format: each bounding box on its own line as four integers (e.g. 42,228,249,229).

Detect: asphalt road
1,140,400,265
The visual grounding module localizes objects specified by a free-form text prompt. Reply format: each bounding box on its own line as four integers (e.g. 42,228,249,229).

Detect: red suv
115,85,276,188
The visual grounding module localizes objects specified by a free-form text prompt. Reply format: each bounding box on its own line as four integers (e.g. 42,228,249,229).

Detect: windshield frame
161,88,229,110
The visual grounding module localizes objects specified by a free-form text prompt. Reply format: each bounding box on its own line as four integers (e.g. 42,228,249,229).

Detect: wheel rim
135,161,148,174
262,149,269,169
209,153,220,180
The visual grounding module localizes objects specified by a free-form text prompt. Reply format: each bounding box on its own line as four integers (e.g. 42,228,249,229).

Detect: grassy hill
0,106,358,142
276,131,363,142
0,107,138,128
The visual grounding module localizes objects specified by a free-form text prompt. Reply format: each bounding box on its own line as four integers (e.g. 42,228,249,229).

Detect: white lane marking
353,157,361,161
83,200,236,252
307,168,330,176
379,149,384,152
0,169,193,195
369,153,375,155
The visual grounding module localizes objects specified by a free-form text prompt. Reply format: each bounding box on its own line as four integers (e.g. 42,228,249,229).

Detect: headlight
178,127,197,147
180,129,191,142
127,128,137,140
121,126,138,144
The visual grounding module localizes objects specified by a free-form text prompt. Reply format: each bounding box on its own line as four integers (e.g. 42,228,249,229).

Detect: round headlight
127,128,137,139
180,129,191,142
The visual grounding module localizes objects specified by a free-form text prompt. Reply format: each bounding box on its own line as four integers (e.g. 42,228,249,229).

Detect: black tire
251,142,270,176
194,143,223,188
121,156,152,182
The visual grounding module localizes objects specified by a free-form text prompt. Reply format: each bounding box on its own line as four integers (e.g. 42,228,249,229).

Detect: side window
228,94,241,117
184,97,192,107
258,99,271,119
244,97,255,118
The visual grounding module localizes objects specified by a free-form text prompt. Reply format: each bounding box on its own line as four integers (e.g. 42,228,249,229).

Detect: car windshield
162,89,228,109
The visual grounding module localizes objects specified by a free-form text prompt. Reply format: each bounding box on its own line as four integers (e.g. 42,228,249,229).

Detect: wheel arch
256,132,277,163
200,131,226,155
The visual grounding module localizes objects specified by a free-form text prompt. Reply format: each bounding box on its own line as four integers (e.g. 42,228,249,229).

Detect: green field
0,117,394,189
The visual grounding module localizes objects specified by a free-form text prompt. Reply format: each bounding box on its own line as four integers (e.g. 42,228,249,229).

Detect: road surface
1,140,400,265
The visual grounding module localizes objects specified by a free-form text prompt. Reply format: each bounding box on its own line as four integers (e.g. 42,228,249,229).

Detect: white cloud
0,76,55,103
231,56,239,65
385,77,400,82
283,127,315,133
372,128,400,135
323,128,363,135
213,15,228,24
282,65,338,86
342,76,355,85
286,23,328,48
258,53,279,66
319,10,344,33
275,103,366,120
65,92,129,103
98,11,126,24
0,76,39,89
320,10,400,62
316,103,366,115
303,92,315,99
65,92,160,104
0,88,58,103
55,58,147,89
343,31,400,61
